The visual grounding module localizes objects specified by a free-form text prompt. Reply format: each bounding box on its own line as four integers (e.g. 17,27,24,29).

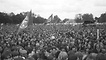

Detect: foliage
74,13,95,23
98,12,106,23
82,14,94,22
33,16,47,24
48,15,61,23
1,11,106,24
74,14,83,23
0,12,47,24
61,18,70,23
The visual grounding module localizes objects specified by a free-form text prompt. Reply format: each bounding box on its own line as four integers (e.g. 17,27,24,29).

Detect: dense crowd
0,24,106,60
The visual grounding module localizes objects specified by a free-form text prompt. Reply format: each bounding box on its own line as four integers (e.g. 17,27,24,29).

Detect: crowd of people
0,23,106,60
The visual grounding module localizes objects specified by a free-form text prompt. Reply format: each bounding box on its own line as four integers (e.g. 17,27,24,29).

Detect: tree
74,14,83,23
98,12,106,23
82,13,95,24
95,17,99,23
12,13,24,24
9,12,15,16
61,18,69,23
0,12,13,24
74,13,95,24
82,13,95,22
33,16,47,24
50,15,61,23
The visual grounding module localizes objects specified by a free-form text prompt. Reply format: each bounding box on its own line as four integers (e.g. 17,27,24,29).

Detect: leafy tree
33,16,47,24
95,17,99,23
61,18,69,23
9,12,15,16
82,14,94,22
98,12,106,23
0,12,13,24
12,13,24,24
74,13,95,24
74,14,83,23
82,13,95,24
51,15,61,23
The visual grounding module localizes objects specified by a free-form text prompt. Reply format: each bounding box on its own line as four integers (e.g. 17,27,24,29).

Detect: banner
17,10,33,34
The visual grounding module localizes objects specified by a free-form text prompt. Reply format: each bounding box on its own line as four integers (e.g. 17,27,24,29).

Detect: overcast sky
0,0,106,19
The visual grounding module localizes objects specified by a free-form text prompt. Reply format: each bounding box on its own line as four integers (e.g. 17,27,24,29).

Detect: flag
17,10,33,34
47,14,53,23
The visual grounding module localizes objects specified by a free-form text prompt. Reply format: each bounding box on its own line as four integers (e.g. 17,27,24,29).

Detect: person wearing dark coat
96,53,106,60
32,53,38,60
68,50,77,60
11,50,20,57
1,47,12,59
55,50,60,59
13,56,25,60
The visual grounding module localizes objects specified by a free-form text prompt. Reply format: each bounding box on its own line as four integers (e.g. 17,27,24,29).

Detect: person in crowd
0,24,106,60
58,49,68,60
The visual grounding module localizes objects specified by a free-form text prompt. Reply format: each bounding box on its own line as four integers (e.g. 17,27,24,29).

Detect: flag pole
97,29,99,40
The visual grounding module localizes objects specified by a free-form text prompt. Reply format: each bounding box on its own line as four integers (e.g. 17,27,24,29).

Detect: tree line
0,11,106,24
0,12,47,24
74,13,106,23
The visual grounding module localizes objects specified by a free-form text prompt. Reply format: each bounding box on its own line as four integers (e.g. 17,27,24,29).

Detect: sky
0,0,106,20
